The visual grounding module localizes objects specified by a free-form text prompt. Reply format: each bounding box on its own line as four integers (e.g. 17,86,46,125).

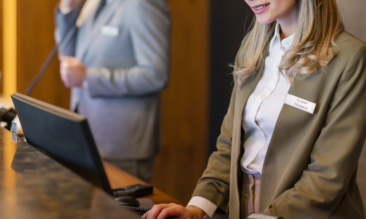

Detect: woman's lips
251,3,270,14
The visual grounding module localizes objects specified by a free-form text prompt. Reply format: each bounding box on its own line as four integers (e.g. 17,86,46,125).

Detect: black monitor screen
11,93,112,195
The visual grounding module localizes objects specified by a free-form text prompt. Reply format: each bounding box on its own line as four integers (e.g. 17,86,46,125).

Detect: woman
143,0,366,218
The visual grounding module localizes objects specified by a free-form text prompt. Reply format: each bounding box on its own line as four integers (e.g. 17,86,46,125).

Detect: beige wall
336,0,366,42
336,0,366,213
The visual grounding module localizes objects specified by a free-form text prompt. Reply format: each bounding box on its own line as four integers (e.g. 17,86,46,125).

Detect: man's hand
141,204,206,219
59,0,84,12
59,55,87,88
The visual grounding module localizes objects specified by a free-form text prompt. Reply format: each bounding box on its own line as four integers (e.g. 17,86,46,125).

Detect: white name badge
101,26,119,37
284,94,317,114
12,121,17,143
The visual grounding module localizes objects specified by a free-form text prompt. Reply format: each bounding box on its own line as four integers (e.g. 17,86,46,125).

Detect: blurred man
55,0,171,182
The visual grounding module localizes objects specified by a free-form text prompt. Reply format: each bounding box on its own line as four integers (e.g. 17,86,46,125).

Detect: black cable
24,1,86,96
24,45,58,95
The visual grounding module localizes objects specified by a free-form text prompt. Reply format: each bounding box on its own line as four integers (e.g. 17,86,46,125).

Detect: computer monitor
11,92,113,195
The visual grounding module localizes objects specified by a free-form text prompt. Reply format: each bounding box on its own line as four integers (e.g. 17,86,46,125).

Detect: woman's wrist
186,205,206,219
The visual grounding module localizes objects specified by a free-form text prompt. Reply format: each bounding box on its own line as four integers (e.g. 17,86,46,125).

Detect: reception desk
0,127,180,218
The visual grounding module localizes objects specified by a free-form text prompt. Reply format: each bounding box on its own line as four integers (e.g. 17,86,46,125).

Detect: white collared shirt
188,23,295,218
241,24,294,174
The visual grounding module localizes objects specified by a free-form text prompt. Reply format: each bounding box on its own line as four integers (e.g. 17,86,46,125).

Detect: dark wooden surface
104,161,182,205
0,127,149,219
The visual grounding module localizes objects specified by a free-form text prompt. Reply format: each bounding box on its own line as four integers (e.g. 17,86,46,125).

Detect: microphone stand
24,1,86,96
24,45,58,95
0,1,86,131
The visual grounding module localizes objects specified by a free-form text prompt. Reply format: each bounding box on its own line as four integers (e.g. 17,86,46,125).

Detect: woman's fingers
141,211,149,219
141,203,201,219
156,205,186,219
144,204,178,219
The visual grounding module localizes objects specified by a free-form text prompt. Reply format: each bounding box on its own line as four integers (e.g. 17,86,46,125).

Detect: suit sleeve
54,4,81,56
87,0,171,97
262,45,366,218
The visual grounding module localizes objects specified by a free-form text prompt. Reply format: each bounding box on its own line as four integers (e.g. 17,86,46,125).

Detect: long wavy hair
234,0,344,86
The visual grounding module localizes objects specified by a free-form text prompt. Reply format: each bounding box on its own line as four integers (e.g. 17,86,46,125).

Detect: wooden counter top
0,127,179,218
103,161,183,205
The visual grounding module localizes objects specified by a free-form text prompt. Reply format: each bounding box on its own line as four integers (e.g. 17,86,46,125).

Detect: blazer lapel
229,43,270,219
229,64,264,219
78,0,122,61
231,42,271,166
259,65,328,210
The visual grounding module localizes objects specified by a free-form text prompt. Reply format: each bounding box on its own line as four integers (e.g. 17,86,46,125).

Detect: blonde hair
234,0,344,86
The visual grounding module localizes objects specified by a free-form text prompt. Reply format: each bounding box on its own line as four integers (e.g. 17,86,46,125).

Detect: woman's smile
251,3,270,14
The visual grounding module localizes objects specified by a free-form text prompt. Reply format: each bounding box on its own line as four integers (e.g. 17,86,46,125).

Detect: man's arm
87,0,171,97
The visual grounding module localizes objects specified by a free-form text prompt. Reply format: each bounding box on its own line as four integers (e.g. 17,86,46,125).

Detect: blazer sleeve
190,37,249,213
191,84,236,213
87,0,171,97
263,45,366,218
54,4,81,56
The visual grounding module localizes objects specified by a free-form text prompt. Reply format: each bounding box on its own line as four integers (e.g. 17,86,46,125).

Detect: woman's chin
255,16,276,25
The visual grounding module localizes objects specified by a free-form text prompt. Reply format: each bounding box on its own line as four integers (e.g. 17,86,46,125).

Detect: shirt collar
270,22,295,52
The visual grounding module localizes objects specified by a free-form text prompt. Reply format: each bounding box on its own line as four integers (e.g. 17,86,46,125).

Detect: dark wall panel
209,0,254,153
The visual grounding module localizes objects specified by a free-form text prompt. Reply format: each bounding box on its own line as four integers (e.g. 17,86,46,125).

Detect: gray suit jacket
55,0,171,160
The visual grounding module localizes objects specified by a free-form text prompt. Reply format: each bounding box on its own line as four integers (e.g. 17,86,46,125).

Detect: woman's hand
141,204,205,219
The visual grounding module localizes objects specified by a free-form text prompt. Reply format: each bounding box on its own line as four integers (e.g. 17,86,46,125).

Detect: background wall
0,0,2,94
4,0,211,204
16,0,70,109
336,0,366,42
151,0,210,204
209,0,253,154
336,0,366,213
2,0,366,207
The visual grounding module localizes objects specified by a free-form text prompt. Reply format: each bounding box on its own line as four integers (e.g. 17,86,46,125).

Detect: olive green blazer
192,32,366,219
